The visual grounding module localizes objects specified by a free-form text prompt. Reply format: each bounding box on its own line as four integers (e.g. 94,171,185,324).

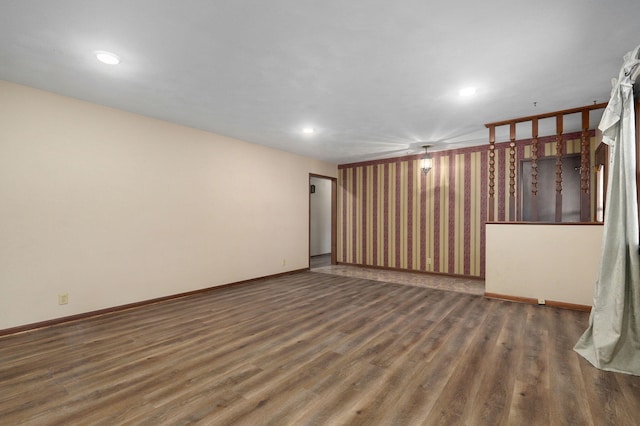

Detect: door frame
309,173,337,265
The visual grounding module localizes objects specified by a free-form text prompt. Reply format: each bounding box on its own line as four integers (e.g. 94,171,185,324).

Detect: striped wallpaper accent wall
337,131,596,278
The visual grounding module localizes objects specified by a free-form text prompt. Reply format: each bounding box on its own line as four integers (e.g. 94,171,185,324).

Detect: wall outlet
58,293,68,305
282,259,286,266
426,258,432,265
537,298,545,305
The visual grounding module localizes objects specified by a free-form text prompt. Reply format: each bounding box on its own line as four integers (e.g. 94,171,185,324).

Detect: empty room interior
2,1,640,425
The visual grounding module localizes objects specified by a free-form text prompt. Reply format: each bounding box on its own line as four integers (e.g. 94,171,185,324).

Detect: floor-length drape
574,45,640,376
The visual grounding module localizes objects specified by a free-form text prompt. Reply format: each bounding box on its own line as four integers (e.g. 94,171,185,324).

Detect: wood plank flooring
1,271,639,425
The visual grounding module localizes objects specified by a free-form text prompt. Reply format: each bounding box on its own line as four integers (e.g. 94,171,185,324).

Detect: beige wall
0,80,337,330
485,223,603,306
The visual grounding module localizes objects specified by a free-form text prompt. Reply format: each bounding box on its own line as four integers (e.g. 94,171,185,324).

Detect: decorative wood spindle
531,118,539,221
485,102,607,224
509,122,516,220
555,114,564,222
580,110,591,221
488,126,496,221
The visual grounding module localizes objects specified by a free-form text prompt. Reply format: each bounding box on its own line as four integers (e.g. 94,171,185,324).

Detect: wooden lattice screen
485,102,607,223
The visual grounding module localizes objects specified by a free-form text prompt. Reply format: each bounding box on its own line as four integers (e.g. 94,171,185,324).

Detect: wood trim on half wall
484,292,592,312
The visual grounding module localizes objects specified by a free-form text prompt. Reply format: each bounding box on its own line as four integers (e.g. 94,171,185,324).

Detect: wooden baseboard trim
335,262,485,281
545,300,592,312
484,293,538,305
0,268,308,338
484,292,592,312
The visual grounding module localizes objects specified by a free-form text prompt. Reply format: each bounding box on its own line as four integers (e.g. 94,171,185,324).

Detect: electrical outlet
58,293,68,305
426,258,432,265
282,259,286,266
537,298,545,305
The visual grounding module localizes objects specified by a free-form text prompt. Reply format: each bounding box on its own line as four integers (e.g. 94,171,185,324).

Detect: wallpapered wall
337,131,595,278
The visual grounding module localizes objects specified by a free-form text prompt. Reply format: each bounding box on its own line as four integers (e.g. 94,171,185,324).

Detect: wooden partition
485,103,607,223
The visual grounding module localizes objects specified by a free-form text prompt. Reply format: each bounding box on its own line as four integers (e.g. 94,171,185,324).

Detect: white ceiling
1,1,638,164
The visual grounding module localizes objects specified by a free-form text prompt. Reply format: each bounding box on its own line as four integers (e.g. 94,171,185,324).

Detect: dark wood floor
1,272,639,425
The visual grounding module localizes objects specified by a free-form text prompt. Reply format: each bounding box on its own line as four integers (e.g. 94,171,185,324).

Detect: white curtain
574,44,640,376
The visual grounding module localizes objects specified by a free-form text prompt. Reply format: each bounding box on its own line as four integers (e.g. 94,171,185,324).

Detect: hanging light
421,145,433,174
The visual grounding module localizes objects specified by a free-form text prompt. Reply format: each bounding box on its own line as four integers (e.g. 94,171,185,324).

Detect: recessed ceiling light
94,51,120,65
458,87,477,97
302,127,315,134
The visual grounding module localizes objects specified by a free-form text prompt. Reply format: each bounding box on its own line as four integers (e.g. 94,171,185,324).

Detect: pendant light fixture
421,145,433,174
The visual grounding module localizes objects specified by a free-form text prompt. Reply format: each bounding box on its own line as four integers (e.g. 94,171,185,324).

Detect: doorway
309,174,337,268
